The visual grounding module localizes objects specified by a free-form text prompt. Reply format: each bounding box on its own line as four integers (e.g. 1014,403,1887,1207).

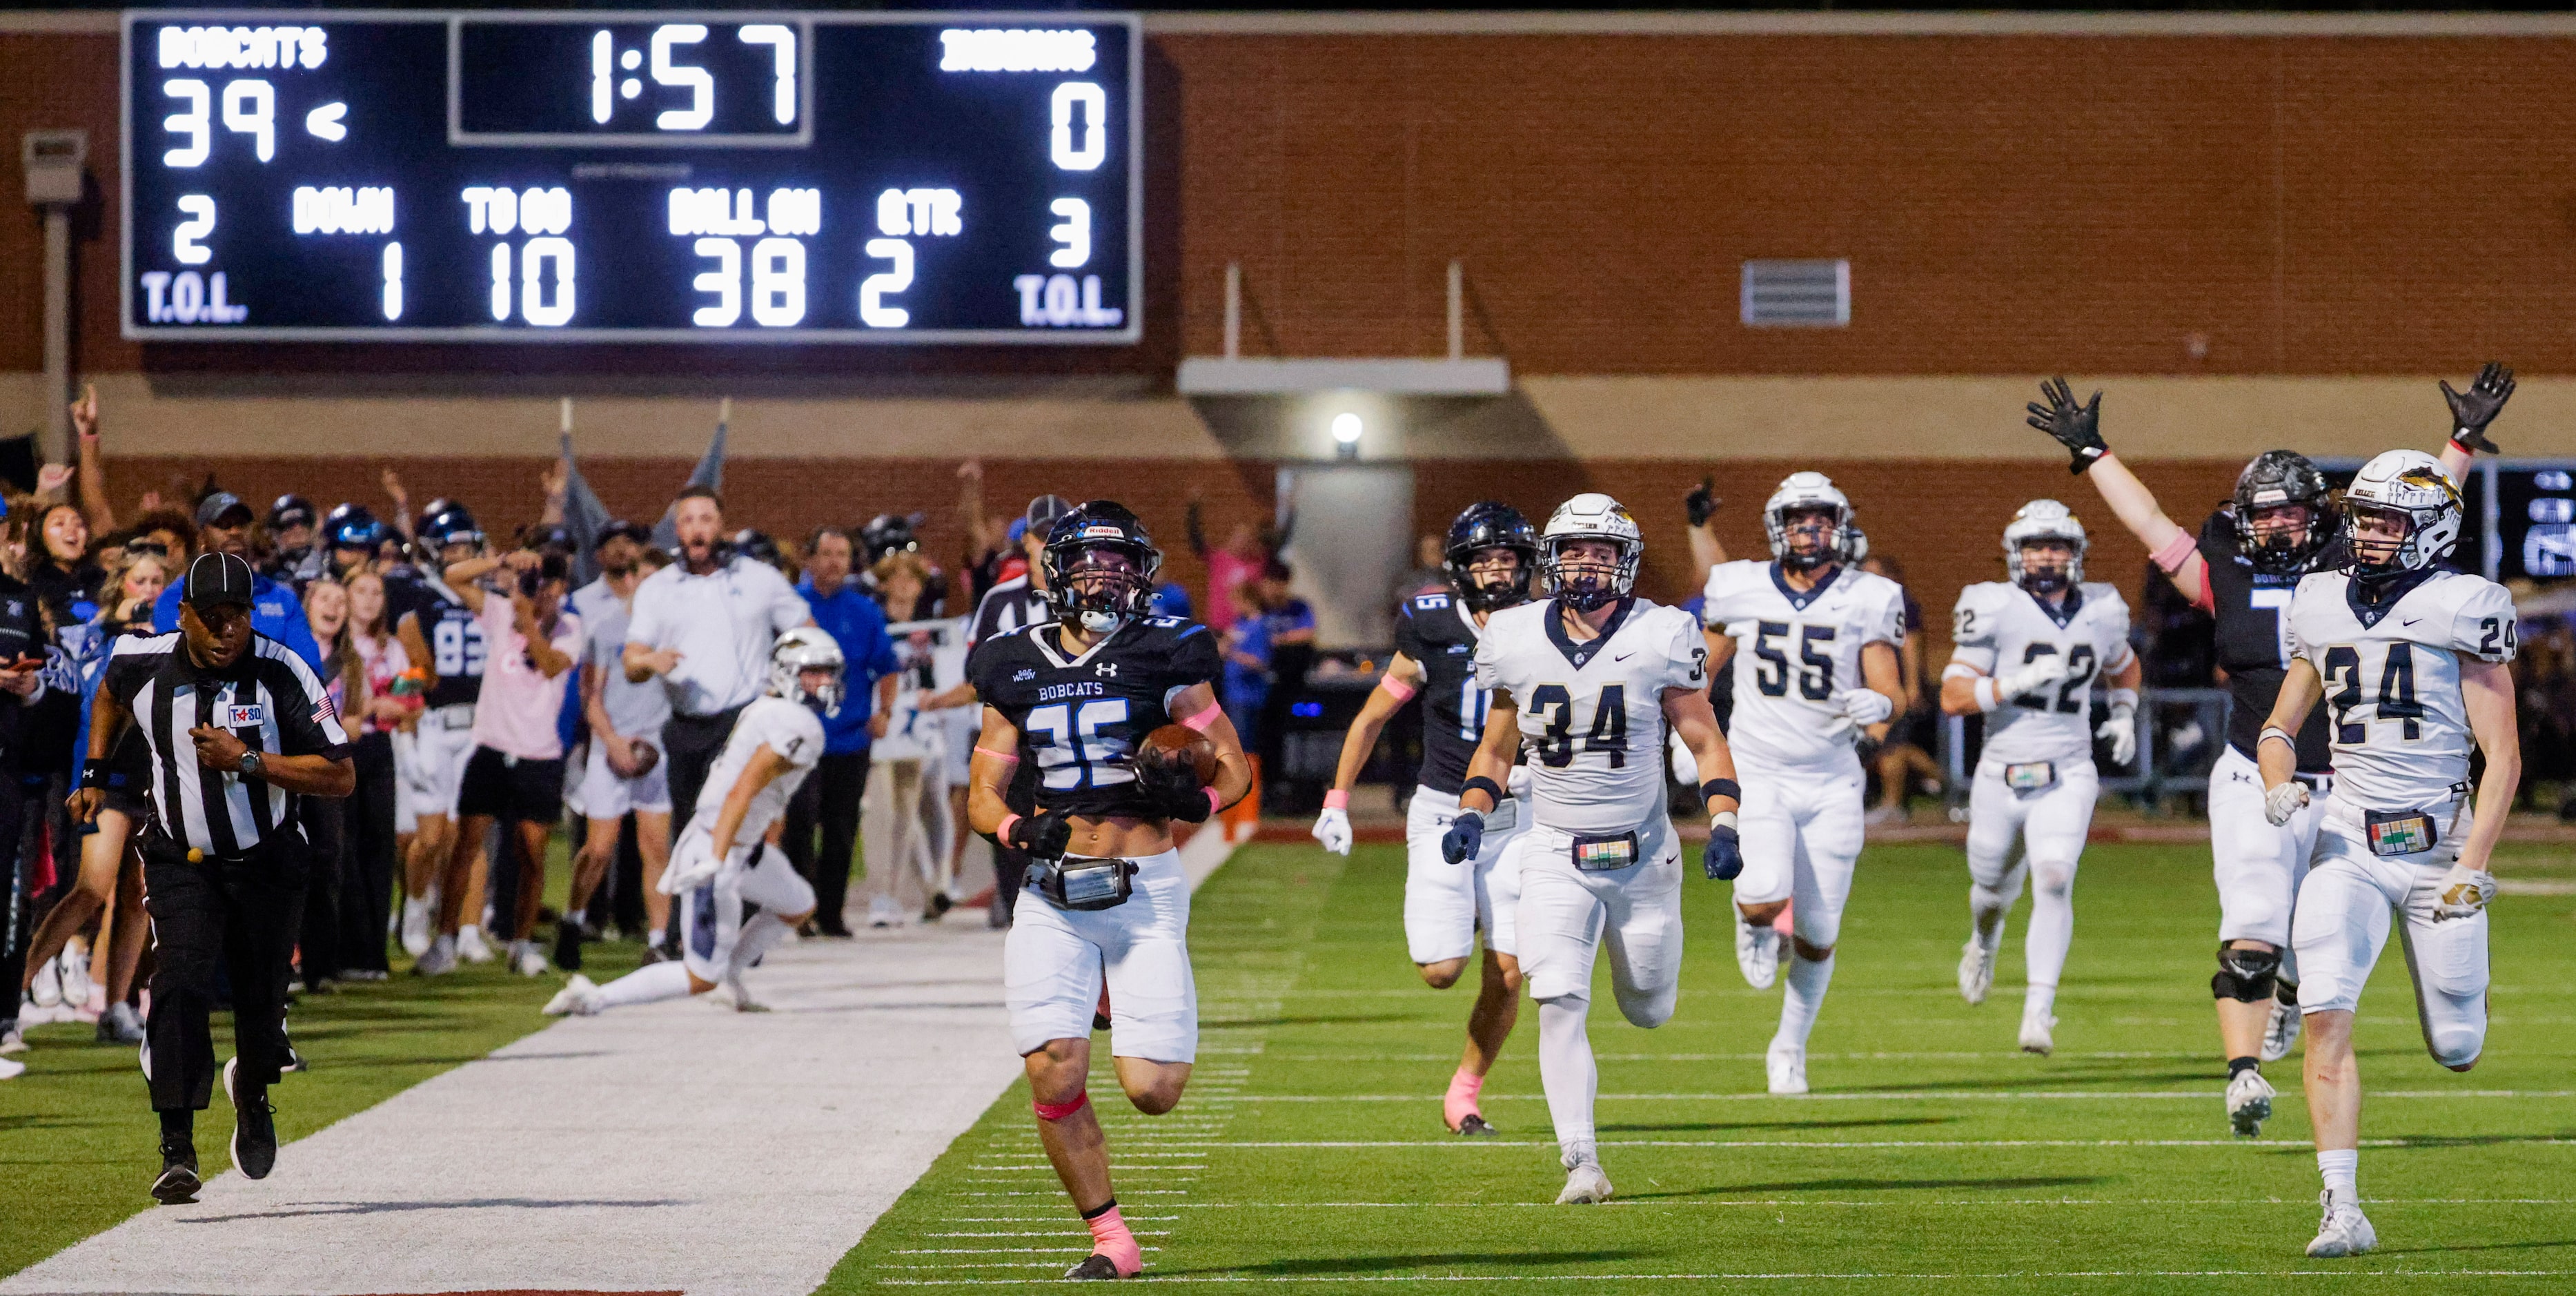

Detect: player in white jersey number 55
1451,493,1744,1208
2258,449,2519,1261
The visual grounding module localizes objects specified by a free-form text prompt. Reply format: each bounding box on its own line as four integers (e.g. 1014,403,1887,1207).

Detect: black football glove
2026,376,2107,475
1135,748,1212,823
1441,811,1486,865
1006,810,1074,860
1685,475,1721,529
1702,822,1743,881
2444,362,2515,455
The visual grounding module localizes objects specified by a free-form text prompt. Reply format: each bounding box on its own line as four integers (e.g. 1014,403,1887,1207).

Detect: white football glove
656,841,738,895
1506,764,1533,799
2262,780,2310,827
2432,863,2497,922
1996,654,2072,698
1838,687,1894,727
1666,728,1700,785
2097,705,2137,767
1310,807,1353,856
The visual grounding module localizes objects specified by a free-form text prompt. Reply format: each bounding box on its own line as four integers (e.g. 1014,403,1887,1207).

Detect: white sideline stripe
1044,1137,2555,1149
925,1231,1176,1237
1200,1090,2573,1101
876,1271,2564,1286
967,1197,2576,1209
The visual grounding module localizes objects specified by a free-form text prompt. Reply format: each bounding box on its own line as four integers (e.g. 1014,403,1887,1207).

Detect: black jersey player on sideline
2027,366,2506,1139
965,501,1252,1281
1310,501,1541,1136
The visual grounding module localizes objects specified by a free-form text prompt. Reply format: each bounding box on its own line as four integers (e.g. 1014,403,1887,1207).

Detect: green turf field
0,841,630,1277
829,838,2576,1294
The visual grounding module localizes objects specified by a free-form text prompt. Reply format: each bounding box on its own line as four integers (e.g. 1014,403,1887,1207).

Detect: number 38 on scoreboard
122,11,1140,343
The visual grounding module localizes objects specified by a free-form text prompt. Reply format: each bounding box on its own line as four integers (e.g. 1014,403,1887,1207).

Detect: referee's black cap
183,552,257,609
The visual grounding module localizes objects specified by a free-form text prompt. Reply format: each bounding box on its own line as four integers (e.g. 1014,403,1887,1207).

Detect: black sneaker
553,919,584,972
1065,1254,1124,1281
224,1057,278,1180
1453,1113,1498,1137
152,1134,200,1204
639,941,670,966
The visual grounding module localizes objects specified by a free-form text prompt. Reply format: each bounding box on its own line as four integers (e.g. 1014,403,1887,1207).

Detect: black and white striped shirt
105,631,351,857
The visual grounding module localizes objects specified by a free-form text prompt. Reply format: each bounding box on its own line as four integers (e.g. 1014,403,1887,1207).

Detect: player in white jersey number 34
1941,500,2141,1057
2259,450,2519,1261
1451,493,1744,1206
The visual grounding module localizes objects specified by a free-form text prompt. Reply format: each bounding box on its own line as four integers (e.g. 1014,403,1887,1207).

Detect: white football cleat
868,895,903,929
456,926,495,964
59,948,92,1009
29,956,60,1008
542,974,602,1017
2261,999,2303,1063
2018,1007,2056,1057
1766,1041,1809,1096
1555,1143,1612,1205
509,940,549,978
1958,935,1996,1005
400,897,433,956
2226,1068,2274,1139
1735,917,1780,990
0,1055,22,1080
2305,1190,2377,1258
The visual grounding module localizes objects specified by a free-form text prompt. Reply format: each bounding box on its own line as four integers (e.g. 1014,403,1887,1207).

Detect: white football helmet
1541,493,1643,611
1762,472,1856,572
2003,500,2089,593
2342,448,2461,574
769,625,847,716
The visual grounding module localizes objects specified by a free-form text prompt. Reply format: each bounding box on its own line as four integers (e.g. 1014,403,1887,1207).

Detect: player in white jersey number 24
1448,493,1745,1207
543,628,843,1017
2259,450,2519,1261
1698,473,1909,1097
1941,500,2141,1057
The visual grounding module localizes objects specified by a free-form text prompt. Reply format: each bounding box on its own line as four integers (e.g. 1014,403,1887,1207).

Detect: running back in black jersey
2197,510,2339,772
967,616,1222,821
1392,591,1490,795
409,577,486,709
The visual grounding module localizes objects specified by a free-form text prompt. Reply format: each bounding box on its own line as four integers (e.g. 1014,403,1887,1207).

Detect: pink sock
1772,901,1796,937
1084,1204,1143,1277
1444,1065,1486,1130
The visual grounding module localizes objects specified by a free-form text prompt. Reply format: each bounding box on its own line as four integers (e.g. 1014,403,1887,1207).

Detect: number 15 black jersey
966,616,1222,821
1393,591,1491,796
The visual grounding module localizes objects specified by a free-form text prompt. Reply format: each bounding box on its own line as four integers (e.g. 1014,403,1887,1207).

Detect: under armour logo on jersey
1097,662,1119,678
1013,667,1036,681
1447,644,1470,654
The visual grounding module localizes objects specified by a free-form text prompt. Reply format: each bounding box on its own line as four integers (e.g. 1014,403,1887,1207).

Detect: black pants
142,837,306,1111
662,708,743,841
0,776,26,1028
780,749,869,932
337,732,398,974
295,794,344,985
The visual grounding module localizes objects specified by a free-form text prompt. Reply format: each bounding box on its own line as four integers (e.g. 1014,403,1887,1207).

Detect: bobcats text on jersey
967,616,1222,822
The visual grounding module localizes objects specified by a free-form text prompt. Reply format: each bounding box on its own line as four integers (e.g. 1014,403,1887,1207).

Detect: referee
74,553,354,1206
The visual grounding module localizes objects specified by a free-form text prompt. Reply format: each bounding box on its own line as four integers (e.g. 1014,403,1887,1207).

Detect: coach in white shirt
623,487,812,841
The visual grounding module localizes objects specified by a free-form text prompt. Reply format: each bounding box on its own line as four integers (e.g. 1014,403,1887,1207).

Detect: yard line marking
892,1246,1166,1255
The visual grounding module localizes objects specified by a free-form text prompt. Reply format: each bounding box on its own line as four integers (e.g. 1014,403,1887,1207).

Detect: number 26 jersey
1700,560,1907,769
2284,568,2515,814
1949,581,2135,767
1475,596,1706,836
965,616,1222,821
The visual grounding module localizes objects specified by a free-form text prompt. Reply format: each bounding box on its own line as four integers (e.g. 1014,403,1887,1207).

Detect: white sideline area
4,825,1241,1296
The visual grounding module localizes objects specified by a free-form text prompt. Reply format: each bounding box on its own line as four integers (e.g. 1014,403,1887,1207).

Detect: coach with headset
78,553,354,1206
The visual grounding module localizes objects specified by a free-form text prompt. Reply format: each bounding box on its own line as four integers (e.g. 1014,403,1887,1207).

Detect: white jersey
1476,596,1707,837
1949,581,2135,766
694,695,827,850
1701,560,1907,768
2285,568,2515,814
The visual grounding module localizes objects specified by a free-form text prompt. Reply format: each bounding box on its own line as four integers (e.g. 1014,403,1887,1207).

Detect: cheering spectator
335,569,413,979
1188,497,1275,637
568,524,675,967
780,527,899,936
151,492,322,671
1221,580,1272,756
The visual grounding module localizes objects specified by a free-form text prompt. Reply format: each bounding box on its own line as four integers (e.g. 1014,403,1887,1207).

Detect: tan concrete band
9,372,2571,462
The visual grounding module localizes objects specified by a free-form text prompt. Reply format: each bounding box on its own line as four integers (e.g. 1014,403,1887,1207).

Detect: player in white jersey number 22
2259,450,2519,1261
1941,500,2141,1057
1448,493,1745,1207
1698,473,1909,1097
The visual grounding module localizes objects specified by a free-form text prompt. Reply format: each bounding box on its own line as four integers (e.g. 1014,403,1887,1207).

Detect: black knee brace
2212,945,2280,1003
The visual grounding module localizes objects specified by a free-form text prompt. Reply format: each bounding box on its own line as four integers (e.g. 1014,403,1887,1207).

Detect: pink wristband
1377,674,1418,703
974,746,1021,767
1177,701,1222,732
995,814,1021,843
2148,530,2196,576
1323,788,1349,810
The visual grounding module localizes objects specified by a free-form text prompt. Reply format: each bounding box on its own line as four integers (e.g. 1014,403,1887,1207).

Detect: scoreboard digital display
121,10,1141,343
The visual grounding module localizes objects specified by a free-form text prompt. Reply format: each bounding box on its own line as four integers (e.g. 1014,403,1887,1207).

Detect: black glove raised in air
2027,376,2107,475
1686,476,1722,529
1006,810,1074,859
1135,748,1213,823
2444,362,2515,455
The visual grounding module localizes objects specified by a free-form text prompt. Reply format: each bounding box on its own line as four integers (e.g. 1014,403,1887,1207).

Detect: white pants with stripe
2291,801,2488,1068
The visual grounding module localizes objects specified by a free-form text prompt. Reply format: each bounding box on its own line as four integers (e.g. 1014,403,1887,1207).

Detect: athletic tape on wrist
1177,700,1222,732
1459,775,1504,806
974,746,1021,767
1035,1090,1090,1122
1322,788,1348,810
1377,674,1418,703
2148,530,2198,576
2107,687,2139,712
1974,676,2002,712
1710,809,1739,832
2258,725,2294,749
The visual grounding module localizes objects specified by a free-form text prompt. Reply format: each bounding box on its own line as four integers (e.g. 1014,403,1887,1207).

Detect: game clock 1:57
122,10,1141,342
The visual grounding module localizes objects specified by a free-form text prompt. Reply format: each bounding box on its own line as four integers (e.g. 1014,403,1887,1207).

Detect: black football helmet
419,502,483,552
2232,450,2335,575
325,503,384,550
268,493,317,533
1443,502,1539,613
861,513,922,565
1042,501,1161,632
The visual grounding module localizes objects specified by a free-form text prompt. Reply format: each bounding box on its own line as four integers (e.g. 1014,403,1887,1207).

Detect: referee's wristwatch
237,749,266,781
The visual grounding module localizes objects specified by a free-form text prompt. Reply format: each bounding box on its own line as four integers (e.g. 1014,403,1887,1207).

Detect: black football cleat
152,1135,200,1205
1092,984,1113,1033
1453,1113,1499,1137
225,1057,279,1180
553,918,584,972
1065,1254,1125,1281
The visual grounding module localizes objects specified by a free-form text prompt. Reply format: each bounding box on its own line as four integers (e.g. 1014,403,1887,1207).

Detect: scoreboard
121,10,1141,343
